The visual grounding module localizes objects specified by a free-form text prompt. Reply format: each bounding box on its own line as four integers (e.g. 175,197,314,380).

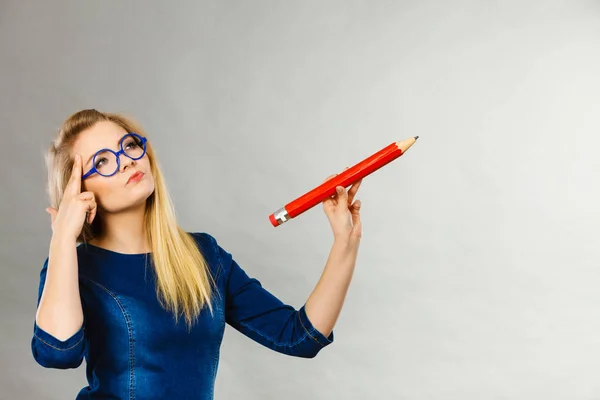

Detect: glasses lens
94,150,118,176
123,134,145,160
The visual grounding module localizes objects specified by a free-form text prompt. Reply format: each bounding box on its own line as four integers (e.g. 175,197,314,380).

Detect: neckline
79,242,152,257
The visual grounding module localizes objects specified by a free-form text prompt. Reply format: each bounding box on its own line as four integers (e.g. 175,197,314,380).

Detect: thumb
335,186,348,207
46,207,57,224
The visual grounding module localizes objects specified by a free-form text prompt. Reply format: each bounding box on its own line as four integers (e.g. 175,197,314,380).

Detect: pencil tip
414,136,419,140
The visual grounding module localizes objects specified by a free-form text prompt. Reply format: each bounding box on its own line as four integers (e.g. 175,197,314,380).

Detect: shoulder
187,231,232,272
188,232,216,253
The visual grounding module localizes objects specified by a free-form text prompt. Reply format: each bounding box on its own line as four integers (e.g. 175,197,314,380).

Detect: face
71,120,155,214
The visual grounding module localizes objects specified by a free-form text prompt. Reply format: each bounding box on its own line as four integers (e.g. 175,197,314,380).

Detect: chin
104,184,155,213
134,184,155,206
129,177,155,194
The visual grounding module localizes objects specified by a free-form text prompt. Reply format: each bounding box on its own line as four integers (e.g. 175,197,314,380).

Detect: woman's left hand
322,167,363,244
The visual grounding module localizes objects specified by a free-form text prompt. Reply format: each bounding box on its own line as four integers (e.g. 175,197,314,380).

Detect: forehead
72,121,128,159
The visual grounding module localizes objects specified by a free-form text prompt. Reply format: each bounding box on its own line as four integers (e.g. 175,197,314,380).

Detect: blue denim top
31,232,334,399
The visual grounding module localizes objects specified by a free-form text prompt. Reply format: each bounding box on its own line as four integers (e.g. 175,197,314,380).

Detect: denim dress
31,232,334,399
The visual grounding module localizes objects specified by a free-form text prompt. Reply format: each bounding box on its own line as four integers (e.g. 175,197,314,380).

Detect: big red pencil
269,136,419,227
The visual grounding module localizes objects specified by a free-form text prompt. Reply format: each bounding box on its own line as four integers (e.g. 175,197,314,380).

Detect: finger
324,173,337,183
324,166,350,183
322,186,336,213
78,191,95,201
350,201,362,236
324,166,351,193
80,198,96,223
335,186,348,209
323,174,339,200
347,179,362,204
349,179,362,194
322,200,335,218
87,200,97,224
66,154,83,196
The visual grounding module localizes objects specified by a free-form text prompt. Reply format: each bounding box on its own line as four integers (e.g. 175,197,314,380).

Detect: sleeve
31,257,86,369
209,234,334,358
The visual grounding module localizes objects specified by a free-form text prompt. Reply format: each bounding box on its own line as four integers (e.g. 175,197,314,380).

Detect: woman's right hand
46,153,98,242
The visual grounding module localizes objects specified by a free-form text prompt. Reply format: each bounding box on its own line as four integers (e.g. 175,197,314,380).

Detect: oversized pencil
268,136,419,227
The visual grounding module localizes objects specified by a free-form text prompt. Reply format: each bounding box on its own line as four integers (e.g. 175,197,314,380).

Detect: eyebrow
83,136,125,167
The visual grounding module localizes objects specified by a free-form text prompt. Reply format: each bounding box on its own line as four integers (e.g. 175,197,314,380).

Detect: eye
124,139,139,149
95,157,107,168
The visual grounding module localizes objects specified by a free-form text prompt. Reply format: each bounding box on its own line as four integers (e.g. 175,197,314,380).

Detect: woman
31,109,363,399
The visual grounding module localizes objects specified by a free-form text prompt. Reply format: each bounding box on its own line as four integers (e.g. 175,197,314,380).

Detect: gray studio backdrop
1,1,600,399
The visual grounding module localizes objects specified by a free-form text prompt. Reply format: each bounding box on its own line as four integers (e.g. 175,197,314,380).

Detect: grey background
1,1,599,399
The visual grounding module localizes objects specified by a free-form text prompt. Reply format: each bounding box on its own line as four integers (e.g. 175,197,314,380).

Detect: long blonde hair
45,109,214,330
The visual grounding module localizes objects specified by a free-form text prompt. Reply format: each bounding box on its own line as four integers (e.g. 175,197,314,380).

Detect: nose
119,154,135,173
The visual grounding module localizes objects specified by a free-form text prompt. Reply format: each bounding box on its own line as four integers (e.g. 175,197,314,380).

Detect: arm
304,239,359,338
219,175,362,358
213,235,333,358
31,236,86,369
302,174,363,338
32,153,95,369
36,236,83,338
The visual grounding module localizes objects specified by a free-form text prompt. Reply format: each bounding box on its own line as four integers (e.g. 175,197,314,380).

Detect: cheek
141,157,151,170
142,160,154,179
83,179,116,208
82,179,103,196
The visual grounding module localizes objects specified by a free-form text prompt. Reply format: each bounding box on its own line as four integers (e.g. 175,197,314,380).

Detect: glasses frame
81,132,148,180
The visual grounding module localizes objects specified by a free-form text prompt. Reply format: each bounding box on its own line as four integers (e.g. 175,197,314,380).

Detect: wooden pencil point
395,136,419,152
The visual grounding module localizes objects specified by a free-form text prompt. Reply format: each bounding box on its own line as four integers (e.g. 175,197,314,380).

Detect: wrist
332,237,359,251
50,232,77,248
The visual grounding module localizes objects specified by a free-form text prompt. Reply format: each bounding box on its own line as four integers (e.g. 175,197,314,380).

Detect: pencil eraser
269,213,279,227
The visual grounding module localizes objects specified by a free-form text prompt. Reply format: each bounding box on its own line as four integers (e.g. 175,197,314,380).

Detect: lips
127,172,144,184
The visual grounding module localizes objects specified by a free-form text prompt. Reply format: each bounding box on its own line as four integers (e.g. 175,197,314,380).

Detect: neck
92,204,151,254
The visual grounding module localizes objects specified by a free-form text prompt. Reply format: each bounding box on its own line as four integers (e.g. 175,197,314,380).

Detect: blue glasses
82,133,148,180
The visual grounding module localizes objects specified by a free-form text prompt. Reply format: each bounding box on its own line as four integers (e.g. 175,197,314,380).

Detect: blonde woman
31,109,363,399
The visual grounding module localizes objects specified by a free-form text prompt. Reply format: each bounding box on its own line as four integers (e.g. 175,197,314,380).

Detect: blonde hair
45,109,214,330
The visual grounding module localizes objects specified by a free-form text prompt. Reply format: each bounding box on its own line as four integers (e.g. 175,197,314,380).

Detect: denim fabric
31,232,334,399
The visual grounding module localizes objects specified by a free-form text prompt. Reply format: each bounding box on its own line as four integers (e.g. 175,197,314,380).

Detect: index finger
65,153,82,196
324,174,337,183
